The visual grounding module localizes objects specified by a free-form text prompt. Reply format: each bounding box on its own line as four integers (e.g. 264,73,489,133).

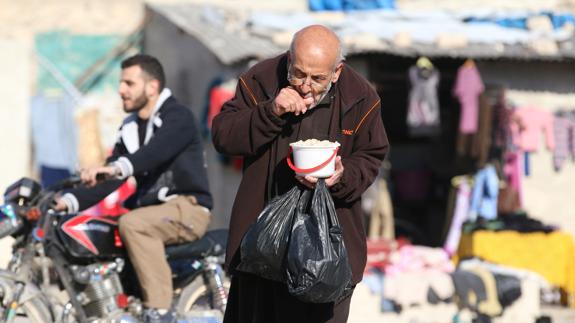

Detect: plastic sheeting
309,0,395,11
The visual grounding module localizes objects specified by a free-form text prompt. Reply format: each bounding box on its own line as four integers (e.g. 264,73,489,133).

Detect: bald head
290,25,344,69
286,25,345,107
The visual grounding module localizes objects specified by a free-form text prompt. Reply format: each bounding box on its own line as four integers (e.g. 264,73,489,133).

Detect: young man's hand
52,198,68,212
80,165,119,187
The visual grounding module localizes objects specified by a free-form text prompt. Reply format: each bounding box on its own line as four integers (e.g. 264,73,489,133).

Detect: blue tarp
309,0,395,11
465,11,575,31
250,9,574,47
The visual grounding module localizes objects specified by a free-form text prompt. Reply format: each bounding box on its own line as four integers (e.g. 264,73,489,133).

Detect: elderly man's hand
273,87,314,116
295,156,344,188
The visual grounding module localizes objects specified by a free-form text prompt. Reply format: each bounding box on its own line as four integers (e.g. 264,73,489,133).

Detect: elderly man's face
288,51,342,107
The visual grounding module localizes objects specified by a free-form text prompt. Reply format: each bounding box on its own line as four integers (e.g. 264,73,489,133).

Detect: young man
56,54,213,323
212,25,389,322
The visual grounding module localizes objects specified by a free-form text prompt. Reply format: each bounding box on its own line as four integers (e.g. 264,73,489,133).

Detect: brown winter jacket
212,53,389,284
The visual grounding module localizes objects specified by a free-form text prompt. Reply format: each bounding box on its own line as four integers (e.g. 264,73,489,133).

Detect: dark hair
121,54,166,91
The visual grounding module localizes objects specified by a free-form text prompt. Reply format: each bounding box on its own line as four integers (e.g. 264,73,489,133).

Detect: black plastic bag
236,185,301,282
286,179,352,303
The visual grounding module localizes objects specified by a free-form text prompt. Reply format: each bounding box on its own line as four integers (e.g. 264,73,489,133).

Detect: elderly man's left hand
295,156,344,189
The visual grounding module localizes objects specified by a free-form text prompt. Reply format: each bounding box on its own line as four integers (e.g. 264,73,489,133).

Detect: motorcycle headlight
0,204,23,239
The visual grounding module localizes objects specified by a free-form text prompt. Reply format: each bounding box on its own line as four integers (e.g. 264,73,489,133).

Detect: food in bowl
290,139,340,148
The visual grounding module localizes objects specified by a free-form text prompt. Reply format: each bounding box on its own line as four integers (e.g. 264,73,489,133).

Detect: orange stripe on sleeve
239,77,258,106
354,99,380,133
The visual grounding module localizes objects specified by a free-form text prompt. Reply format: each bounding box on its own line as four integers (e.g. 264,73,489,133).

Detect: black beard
125,92,149,113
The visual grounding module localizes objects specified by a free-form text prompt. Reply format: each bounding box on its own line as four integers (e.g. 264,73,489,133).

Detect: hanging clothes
552,115,575,171
469,165,499,221
31,92,78,173
444,179,471,256
368,178,395,241
407,64,441,136
453,61,485,134
503,151,523,208
207,79,236,130
512,107,555,152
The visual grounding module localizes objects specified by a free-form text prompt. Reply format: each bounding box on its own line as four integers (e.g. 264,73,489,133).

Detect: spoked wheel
176,275,231,318
0,290,52,323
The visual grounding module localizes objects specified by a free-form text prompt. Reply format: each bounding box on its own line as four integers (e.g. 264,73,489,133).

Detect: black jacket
68,95,213,211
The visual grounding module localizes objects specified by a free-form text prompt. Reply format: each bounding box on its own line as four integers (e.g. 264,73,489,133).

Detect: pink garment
512,107,555,152
385,245,454,277
453,64,484,134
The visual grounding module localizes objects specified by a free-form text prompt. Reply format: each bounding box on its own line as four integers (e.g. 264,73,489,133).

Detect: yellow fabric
457,230,575,307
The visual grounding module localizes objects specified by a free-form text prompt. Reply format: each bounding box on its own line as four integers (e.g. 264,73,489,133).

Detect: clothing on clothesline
503,151,523,207
512,107,555,152
407,65,441,136
453,63,485,134
207,80,236,130
367,179,394,240
552,116,575,171
444,180,471,256
31,93,78,172
469,165,499,221
524,152,530,176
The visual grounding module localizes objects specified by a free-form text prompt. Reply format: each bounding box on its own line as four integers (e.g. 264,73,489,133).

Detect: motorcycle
0,176,229,322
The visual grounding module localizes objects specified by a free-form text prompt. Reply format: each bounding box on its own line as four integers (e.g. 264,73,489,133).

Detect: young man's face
118,65,150,113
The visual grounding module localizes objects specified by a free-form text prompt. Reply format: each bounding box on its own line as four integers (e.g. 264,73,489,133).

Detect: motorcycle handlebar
46,171,112,193
95,172,114,182
44,175,83,192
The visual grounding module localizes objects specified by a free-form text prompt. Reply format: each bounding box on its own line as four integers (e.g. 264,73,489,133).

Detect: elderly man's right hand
273,87,315,116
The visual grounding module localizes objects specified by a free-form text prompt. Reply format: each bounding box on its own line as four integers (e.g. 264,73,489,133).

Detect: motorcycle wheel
0,283,52,323
176,274,231,314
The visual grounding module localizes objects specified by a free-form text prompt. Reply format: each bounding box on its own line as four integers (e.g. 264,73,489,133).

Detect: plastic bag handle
286,147,339,174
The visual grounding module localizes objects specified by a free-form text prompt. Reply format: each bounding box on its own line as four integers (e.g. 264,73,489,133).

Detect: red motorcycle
0,176,229,322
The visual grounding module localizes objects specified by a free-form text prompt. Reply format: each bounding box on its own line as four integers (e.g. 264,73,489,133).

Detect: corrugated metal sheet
148,3,575,64
346,42,575,62
148,3,283,65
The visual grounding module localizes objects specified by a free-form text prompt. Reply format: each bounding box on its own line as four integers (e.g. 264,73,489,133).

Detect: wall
0,40,32,193
478,60,575,237
144,9,248,229
0,40,31,267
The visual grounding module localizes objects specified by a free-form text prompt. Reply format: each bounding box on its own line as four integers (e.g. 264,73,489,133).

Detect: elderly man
212,25,389,322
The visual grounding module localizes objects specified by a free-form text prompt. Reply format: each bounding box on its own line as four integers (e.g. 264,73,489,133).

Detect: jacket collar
334,66,365,115
120,88,173,153
143,88,172,144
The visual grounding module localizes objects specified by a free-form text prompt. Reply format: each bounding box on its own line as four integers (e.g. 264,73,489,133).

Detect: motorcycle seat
165,229,227,260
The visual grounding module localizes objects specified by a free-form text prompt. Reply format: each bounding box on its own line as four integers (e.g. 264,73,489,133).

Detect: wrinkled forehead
290,48,337,75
